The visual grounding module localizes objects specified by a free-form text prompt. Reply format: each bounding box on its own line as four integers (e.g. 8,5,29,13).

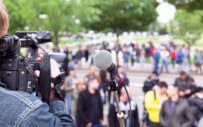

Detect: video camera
0,31,66,103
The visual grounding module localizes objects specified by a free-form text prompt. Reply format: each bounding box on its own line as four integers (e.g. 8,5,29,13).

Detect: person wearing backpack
145,82,168,127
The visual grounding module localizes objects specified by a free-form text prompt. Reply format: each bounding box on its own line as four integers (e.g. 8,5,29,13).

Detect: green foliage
172,10,203,45
32,0,75,45
82,0,158,41
148,21,168,34
4,0,75,45
4,0,35,33
4,0,159,45
166,0,203,11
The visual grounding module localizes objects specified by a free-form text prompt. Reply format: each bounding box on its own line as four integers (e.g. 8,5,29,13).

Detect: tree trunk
54,30,59,46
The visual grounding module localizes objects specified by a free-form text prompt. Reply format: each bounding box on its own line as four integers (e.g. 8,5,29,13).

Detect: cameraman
0,2,75,127
142,71,160,93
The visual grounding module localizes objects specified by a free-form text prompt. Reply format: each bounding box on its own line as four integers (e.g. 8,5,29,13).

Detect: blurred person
114,43,122,65
145,81,168,127
153,48,161,73
184,46,190,68
188,86,203,127
108,87,140,127
160,85,194,127
142,71,160,93
123,47,130,70
140,48,145,67
129,45,135,66
71,46,77,65
90,47,95,66
170,48,176,68
145,43,151,58
194,49,203,74
135,44,141,62
117,65,129,96
84,46,89,62
118,65,129,86
176,49,184,72
64,44,69,56
0,3,75,126
63,44,70,76
175,71,194,97
64,69,77,115
99,70,109,104
76,47,83,68
76,76,103,127
84,66,99,84
72,80,85,121
57,44,64,53
149,41,154,49
169,40,175,49
150,46,155,57
160,47,169,73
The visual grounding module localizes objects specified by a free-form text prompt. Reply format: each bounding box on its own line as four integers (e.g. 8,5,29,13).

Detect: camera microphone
93,50,118,77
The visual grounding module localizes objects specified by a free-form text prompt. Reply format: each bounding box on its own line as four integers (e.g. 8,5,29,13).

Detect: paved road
76,69,203,122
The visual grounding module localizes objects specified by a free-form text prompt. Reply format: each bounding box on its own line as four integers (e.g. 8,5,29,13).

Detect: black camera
0,31,65,103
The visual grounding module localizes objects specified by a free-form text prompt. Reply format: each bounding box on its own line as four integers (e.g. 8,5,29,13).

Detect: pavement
75,69,203,126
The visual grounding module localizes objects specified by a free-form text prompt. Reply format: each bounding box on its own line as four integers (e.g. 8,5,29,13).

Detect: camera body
0,31,65,102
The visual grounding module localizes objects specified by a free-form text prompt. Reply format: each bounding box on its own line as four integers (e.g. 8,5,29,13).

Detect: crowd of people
142,71,203,127
54,40,203,127
1,1,202,127
56,40,203,74
62,65,139,127
60,61,203,127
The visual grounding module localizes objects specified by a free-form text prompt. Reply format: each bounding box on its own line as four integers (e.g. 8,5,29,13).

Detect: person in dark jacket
84,47,89,62
153,48,161,73
160,85,194,127
189,87,203,127
76,47,83,68
108,87,140,127
76,76,103,127
175,71,195,97
135,44,141,62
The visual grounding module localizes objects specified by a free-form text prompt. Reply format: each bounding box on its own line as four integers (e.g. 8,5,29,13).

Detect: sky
156,0,176,23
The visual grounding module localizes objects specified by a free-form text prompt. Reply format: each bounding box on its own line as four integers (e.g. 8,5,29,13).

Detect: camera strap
38,53,51,103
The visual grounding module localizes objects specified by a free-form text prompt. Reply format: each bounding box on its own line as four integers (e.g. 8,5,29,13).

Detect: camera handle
51,72,65,99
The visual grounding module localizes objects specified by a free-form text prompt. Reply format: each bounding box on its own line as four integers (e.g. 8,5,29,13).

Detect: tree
4,0,79,46
4,0,35,34
82,0,158,42
29,0,75,46
172,10,203,45
4,0,100,46
148,21,168,35
166,0,203,11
